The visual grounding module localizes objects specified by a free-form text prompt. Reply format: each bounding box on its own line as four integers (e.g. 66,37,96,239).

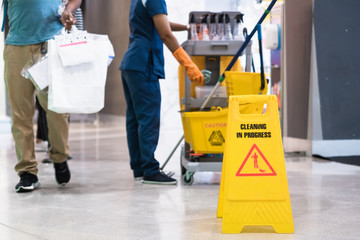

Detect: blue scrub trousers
121,69,161,177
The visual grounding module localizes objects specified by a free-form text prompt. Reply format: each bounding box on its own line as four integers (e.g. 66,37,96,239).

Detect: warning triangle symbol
214,135,220,141
236,144,277,177
209,131,225,146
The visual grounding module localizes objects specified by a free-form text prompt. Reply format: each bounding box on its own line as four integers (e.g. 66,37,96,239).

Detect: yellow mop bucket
225,71,268,114
181,107,228,154
181,71,268,154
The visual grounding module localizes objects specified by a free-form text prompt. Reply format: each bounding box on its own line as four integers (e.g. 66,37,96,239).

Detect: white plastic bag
21,55,49,90
48,33,114,114
55,28,95,67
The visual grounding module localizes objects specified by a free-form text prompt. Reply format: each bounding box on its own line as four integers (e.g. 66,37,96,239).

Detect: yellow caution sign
217,95,294,234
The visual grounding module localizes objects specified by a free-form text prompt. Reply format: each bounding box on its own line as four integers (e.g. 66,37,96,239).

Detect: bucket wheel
182,172,194,185
180,142,195,185
180,146,186,175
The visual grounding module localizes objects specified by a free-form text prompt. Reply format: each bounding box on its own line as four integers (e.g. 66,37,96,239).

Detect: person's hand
61,10,76,31
184,61,204,83
173,47,204,84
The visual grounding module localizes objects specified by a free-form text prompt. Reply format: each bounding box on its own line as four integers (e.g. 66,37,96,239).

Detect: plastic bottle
233,14,245,41
190,14,199,41
225,14,233,40
209,14,217,40
216,14,225,41
199,14,210,41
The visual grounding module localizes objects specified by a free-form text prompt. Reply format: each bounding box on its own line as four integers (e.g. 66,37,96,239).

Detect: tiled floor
0,120,359,240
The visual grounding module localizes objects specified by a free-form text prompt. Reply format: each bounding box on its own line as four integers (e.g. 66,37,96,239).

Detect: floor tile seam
68,127,125,133
0,222,46,239
68,134,126,142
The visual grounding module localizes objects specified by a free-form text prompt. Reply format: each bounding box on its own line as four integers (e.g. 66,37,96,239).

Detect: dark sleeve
145,0,167,17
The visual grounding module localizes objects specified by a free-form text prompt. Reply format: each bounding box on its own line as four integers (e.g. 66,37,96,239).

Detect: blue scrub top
5,0,63,45
120,0,168,79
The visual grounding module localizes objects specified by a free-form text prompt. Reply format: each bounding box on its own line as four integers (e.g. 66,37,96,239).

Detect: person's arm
153,14,180,52
61,0,82,30
169,22,187,32
153,14,203,83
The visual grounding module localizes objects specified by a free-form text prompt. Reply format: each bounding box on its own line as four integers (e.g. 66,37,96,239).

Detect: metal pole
160,134,184,170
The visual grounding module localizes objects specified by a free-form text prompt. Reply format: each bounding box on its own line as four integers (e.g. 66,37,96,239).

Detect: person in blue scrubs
120,0,203,185
3,0,82,192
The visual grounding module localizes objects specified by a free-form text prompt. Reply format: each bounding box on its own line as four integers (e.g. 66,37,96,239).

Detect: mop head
201,70,212,84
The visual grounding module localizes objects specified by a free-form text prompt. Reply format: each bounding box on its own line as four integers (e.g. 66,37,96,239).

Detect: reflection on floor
0,121,359,240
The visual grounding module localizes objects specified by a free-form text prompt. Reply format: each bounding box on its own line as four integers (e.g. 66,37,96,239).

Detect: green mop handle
218,0,278,83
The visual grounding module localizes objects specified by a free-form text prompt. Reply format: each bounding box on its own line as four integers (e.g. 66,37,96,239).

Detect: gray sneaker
142,172,177,185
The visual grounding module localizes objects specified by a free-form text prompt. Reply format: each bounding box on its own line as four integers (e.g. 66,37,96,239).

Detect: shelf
181,40,251,56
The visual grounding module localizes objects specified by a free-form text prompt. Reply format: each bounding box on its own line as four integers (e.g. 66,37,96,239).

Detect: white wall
205,0,236,11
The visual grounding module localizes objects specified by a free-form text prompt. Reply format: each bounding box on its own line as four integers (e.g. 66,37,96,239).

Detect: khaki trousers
4,43,70,176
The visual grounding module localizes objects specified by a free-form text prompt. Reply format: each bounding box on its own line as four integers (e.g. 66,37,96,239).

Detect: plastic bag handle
61,25,78,35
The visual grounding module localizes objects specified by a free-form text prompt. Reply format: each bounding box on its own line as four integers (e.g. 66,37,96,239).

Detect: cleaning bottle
190,14,199,41
216,14,225,41
209,13,217,40
233,13,245,41
199,14,210,41
225,14,233,40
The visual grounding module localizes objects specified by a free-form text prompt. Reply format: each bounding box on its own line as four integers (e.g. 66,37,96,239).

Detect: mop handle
257,24,266,90
200,81,221,110
218,0,278,83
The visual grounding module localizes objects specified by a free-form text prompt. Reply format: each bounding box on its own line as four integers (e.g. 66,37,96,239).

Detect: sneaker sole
134,177,143,181
16,181,40,193
57,181,70,186
141,180,178,185
136,172,174,181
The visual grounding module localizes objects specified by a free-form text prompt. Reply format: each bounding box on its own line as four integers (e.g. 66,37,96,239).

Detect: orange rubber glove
173,47,204,84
